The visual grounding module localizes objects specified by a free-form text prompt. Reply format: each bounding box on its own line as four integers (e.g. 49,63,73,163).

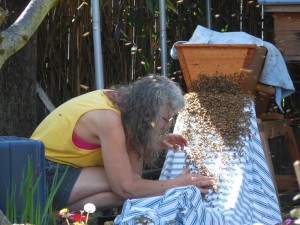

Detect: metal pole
92,0,104,89
206,0,212,29
159,0,168,77
261,4,264,40
240,0,244,31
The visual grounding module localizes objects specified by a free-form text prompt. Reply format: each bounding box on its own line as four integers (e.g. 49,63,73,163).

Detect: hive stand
257,115,300,191
175,43,299,193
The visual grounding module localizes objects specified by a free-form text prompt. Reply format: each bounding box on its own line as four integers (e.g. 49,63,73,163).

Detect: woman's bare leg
67,167,124,210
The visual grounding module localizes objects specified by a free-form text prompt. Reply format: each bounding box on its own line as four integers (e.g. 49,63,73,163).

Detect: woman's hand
161,133,188,151
175,168,215,194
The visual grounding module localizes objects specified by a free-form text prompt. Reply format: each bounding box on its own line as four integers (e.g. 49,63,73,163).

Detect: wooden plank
285,126,300,162
276,175,299,190
241,47,268,94
184,58,245,76
256,83,275,95
257,113,284,120
283,55,300,62
259,130,279,194
273,13,300,31
257,119,286,138
252,46,271,115
36,83,55,112
180,47,250,61
265,5,300,12
273,13,300,60
276,42,300,56
175,44,266,93
255,91,271,115
258,119,299,194
176,45,192,90
293,160,300,188
258,119,300,191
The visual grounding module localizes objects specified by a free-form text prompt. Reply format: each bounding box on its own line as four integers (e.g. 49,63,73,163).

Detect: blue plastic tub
0,136,46,222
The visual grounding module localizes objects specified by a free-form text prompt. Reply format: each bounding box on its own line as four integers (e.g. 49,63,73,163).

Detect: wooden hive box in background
263,2,300,62
273,12,300,62
174,44,274,115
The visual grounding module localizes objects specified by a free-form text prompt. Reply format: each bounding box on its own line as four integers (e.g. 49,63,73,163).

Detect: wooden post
293,160,300,188
285,125,300,163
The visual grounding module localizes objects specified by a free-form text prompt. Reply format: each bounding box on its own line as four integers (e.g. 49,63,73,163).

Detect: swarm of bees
180,73,254,191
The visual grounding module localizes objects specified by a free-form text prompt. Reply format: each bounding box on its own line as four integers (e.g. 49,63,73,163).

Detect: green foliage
290,208,300,218
165,0,177,14
293,194,300,201
5,157,67,225
19,158,43,223
221,24,229,32
41,163,69,225
5,179,17,222
287,193,300,224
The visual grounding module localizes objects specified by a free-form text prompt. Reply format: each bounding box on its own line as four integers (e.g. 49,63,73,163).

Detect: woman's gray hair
111,75,184,166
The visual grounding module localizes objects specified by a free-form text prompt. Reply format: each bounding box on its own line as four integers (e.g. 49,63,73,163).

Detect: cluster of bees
180,74,254,191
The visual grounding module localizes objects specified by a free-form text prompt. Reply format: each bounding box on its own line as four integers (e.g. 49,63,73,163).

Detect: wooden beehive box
175,44,267,93
273,12,300,62
262,2,300,62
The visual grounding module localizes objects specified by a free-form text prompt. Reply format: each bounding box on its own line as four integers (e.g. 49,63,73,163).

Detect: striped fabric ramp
114,103,283,225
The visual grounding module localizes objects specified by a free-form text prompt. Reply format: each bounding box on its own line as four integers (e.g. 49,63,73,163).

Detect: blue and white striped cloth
114,103,282,225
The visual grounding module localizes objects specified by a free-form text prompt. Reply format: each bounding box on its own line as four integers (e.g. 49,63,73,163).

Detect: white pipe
92,0,104,89
159,0,168,77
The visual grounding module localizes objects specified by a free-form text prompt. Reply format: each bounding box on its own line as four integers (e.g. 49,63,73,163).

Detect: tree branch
0,0,59,69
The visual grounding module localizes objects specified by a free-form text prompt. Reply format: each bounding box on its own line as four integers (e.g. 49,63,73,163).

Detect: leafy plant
5,157,68,225
287,194,300,224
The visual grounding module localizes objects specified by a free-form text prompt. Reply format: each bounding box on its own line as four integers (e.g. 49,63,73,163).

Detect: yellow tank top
30,90,120,168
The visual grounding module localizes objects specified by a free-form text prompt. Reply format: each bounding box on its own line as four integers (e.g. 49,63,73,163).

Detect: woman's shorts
45,159,82,210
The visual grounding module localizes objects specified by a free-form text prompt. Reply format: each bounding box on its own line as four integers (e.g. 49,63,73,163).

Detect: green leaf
290,208,300,218
293,193,300,201
166,0,177,14
147,0,177,14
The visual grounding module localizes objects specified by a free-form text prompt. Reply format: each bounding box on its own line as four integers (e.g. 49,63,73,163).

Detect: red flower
55,211,93,222
69,213,93,222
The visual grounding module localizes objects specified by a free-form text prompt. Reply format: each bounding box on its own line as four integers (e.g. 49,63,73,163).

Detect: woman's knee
69,167,111,201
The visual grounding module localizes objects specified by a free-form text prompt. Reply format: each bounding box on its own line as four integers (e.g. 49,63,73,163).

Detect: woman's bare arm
88,110,214,199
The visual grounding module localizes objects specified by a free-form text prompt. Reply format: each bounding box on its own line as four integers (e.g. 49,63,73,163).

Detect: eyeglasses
162,116,174,123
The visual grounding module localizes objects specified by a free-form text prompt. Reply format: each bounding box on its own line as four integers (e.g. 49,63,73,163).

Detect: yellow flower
59,208,69,218
59,208,71,225
60,208,69,213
